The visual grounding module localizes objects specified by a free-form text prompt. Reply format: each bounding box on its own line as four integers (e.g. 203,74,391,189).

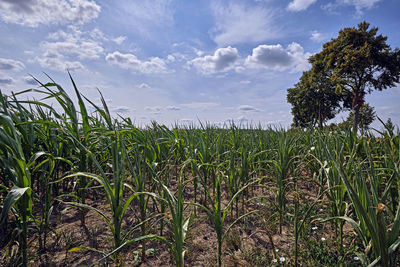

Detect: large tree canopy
310,21,400,133
287,69,342,128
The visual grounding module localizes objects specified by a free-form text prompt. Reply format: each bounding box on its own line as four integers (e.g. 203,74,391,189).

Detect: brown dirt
2,173,356,267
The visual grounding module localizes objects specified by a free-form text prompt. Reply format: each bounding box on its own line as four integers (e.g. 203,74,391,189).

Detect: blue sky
0,0,399,128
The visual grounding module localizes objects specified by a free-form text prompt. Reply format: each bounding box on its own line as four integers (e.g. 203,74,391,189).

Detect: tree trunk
353,104,360,134
352,90,364,134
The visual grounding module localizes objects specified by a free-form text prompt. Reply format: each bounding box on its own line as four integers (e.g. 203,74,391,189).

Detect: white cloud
245,42,311,72
342,0,382,12
111,106,130,113
0,75,13,85
0,0,100,27
287,0,317,11
310,30,325,42
235,66,245,73
139,83,151,89
45,27,104,60
211,3,279,46
112,36,126,45
106,51,168,74
145,106,162,115
35,51,84,71
323,0,382,14
166,106,180,111
190,46,239,74
166,55,176,63
238,105,260,112
34,26,112,71
23,76,37,85
0,58,25,71
240,80,251,84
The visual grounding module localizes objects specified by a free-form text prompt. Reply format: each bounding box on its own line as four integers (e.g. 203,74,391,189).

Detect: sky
0,0,399,129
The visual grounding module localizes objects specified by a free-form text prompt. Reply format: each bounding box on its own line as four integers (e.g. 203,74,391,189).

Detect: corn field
0,77,399,266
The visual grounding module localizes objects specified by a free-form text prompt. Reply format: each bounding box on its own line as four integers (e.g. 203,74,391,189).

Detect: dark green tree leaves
288,21,400,132
311,21,400,133
287,69,342,128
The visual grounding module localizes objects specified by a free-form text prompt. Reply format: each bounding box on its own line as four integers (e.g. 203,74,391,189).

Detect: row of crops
0,76,399,266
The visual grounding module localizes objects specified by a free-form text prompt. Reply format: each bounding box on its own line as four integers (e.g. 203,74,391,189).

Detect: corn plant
125,128,157,262
0,91,33,267
58,92,155,265
271,130,298,233
322,134,400,266
313,132,348,251
31,152,72,258
192,168,259,267
24,74,92,226
154,169,190,267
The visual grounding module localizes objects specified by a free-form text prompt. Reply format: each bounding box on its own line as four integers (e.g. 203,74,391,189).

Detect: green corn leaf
0,186,31,224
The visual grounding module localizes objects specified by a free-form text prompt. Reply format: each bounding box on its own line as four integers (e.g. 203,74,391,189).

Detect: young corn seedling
60,92,157,265
271,130,298,233
192,168,259,267
155,168,190,267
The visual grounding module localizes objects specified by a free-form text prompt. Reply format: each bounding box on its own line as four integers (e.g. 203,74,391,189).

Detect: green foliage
311,21,400,133
345,103,376,134
287,69,342,128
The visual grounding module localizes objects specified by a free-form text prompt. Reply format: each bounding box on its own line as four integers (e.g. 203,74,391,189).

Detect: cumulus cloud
34,27,116,71
166,55,176,63
111,106,130,113
190,46,239,74
106,51,168,74
238,105,260,112
0,0,101,27
23,76,37,85
139,83,151,89
45,27,104,60
145,106,162,115
35,51,84,71
245,42,311,72
166,106,180,111
287,0,317,11
112,36,126,45
211,3,279,46
0,58,25,71
0,75,13,85
235,66,245,73
310,30,325,42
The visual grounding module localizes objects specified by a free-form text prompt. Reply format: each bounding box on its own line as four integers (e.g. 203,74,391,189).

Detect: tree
311,21,400,133
287,68,342,129
345,103,376,135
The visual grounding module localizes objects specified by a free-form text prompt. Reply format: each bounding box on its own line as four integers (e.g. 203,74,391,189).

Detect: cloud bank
0,0,101,27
